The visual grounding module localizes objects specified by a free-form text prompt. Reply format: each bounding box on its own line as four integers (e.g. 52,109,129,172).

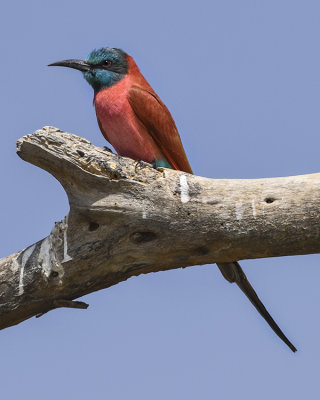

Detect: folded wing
128,85,193,173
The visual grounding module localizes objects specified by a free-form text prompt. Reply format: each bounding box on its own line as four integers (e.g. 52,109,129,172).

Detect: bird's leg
103,146,113,153
134,159,154,173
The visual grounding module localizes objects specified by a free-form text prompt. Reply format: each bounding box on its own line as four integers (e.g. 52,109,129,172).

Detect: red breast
94,57,165,163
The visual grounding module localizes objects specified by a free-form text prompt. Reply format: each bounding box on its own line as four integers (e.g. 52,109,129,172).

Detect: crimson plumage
94,55,192,173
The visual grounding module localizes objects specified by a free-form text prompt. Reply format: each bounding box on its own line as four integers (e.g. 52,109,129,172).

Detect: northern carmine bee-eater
49,47,296,352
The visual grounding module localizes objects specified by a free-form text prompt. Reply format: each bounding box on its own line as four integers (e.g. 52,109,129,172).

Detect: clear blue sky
1,0,320,398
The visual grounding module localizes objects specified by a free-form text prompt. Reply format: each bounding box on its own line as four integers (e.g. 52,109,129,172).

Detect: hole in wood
130,231,157,244
195,246,209,255
89,222,99,231
265,197,275,204
77,150,85,157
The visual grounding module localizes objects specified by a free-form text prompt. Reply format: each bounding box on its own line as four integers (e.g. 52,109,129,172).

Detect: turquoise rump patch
153,159,173,169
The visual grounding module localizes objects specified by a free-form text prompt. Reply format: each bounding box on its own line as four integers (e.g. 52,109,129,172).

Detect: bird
49,47,296,352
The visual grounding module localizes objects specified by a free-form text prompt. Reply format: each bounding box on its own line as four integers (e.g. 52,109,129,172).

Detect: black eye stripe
90,61,128,75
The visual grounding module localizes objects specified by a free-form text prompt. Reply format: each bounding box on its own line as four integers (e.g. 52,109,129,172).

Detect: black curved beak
48,59,91,72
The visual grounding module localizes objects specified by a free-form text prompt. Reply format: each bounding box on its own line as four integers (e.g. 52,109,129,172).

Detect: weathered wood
0,126,319,330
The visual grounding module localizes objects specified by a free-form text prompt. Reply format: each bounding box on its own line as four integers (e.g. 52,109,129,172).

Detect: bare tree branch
0,126,319,330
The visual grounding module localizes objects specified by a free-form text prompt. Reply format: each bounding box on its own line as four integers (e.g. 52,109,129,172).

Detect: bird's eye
103,60,112,67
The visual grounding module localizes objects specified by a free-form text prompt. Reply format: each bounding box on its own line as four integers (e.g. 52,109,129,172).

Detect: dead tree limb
0,126,319,330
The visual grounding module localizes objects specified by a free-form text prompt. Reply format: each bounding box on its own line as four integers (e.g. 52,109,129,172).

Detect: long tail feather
217,261,297,352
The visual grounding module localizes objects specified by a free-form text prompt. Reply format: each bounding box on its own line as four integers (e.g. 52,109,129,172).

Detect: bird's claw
103,146,113,153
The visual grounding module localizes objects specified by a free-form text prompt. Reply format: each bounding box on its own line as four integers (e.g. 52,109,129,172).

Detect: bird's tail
216,261,297,352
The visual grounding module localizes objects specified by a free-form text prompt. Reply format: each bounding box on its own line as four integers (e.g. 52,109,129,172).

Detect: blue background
1,1,320,398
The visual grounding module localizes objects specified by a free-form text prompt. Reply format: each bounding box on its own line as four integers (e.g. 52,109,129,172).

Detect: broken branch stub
0,126,319,330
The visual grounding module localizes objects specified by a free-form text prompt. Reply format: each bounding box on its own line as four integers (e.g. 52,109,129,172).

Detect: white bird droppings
18,244,36,295
39,221,65,280
62,216,72,263
39,237,53,278
251,199,256,218
180,175,190,203
235,202,243,221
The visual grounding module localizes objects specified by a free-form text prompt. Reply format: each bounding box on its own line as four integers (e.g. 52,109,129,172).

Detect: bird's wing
217,262,297,352
128,85,193,173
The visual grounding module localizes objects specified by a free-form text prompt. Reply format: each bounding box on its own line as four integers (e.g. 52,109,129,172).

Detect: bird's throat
84,69,126,92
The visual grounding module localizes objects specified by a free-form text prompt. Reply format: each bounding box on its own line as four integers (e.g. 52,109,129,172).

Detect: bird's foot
103,146,113,153
134,159,153,173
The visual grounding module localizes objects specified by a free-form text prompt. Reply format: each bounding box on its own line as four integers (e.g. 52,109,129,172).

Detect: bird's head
49,47,129,92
